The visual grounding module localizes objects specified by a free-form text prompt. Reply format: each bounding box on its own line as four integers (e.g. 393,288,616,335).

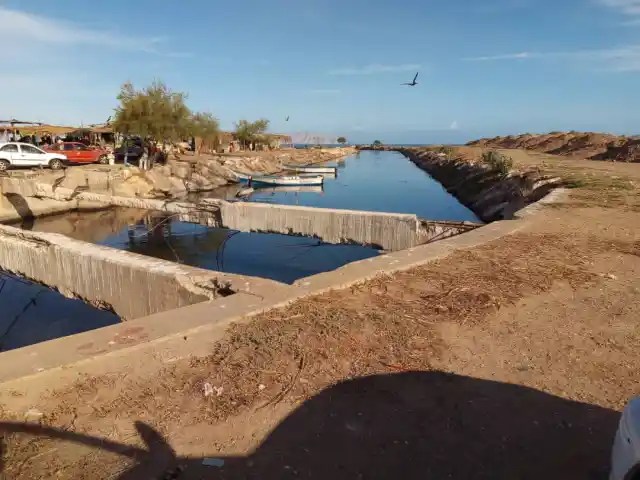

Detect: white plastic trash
610,397,640,480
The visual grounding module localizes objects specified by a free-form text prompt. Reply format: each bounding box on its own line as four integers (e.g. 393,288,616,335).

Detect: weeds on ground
482,150,513,176
439,146,455,156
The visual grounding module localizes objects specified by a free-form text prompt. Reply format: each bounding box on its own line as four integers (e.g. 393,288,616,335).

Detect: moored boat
283,164,337,174
236,185,324,198
232,171,324,186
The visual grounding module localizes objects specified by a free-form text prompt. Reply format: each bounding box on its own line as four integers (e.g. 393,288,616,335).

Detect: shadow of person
0,371,620,479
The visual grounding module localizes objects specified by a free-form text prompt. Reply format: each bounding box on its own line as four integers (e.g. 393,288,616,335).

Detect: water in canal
2,150,478,350
208,150,480,222
0,273,119,352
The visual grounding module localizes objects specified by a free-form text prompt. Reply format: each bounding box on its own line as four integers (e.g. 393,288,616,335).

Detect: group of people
0,129,72,147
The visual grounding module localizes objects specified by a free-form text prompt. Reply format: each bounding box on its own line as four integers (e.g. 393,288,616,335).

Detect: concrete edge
515,187,570,219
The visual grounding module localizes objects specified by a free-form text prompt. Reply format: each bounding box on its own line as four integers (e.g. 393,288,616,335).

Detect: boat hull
252,176,323,186
283,165,337,174
232,171,324,186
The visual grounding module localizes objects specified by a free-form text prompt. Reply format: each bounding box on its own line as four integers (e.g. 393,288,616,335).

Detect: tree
372,140,383,147
337,136,347,145
190,112,220,154
234,118,270,149
113,81,192,144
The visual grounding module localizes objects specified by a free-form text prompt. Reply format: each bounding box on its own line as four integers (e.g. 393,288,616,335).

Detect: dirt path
1,149,639,479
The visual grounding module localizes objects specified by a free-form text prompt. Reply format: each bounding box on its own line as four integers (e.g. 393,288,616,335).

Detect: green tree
337,136,347,145
372,140,383,147
113,81,192,144
190,112,220,153
234,118,270,149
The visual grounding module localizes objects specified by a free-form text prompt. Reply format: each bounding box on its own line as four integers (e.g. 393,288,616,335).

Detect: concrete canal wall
0,223,280,320
206,199,475,251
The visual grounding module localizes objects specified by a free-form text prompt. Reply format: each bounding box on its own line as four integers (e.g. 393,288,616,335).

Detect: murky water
2,151,478,350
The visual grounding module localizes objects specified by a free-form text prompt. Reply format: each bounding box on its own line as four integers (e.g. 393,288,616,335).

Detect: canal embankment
0,147,356,224
359,146,563,222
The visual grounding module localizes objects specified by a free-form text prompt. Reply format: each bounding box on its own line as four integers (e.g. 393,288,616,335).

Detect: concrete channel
0,175,480,320
0,154,568,401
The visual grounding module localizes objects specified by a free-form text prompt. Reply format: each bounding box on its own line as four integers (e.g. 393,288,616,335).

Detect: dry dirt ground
1,149,640,479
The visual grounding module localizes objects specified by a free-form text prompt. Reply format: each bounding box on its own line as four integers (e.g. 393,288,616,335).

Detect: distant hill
467,131,640,162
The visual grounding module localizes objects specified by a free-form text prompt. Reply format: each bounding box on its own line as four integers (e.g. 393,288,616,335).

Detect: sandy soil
1,149,640,479
467,131,629,160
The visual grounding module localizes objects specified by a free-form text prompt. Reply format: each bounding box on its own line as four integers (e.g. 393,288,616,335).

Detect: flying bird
285,116,290,122
402,72,419,87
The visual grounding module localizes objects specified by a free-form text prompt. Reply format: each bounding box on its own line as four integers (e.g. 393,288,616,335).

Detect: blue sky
2,0,640,143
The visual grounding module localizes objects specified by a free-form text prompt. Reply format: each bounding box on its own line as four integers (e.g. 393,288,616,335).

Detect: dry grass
15,233,610,429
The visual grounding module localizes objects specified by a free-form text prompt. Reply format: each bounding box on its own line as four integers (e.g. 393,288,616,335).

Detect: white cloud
463,46,640,71
0,6,192,58
597,0,640,16
450,121,459,130
328,64,421,76
465,52,532,61
0,6,182,55
307,89,342,94
0,6,193,124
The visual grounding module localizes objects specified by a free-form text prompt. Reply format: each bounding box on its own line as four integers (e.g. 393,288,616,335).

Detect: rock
169,161,192,179
185,173,214,192
144,169,175,194
112,175,153,198
24,408,44,422
167,176,187,197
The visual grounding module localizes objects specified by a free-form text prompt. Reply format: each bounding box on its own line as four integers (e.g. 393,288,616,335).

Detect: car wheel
98,155,109,164
49,158,63,170
0,159,9,172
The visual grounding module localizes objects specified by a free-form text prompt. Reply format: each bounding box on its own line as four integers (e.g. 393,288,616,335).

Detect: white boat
232,171,324,186
236,185,323,198
283,164,337,174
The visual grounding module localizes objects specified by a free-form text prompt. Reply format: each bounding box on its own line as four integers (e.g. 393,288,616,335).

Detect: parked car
611,397,640,480
114,137,144,163
0,142,67,171
45,142,109,165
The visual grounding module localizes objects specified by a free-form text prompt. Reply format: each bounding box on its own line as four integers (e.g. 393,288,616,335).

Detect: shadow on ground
0,371,619,479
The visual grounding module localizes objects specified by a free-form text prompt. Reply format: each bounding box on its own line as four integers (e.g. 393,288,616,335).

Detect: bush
482,150,513,175
439,146,454,156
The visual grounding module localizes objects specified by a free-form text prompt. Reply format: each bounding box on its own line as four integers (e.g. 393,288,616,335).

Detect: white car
611,397,640,480
0,142,67,171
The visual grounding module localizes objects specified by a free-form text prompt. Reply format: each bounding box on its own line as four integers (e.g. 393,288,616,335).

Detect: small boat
283,165,337,174
232,171,323,186
236,185,323,198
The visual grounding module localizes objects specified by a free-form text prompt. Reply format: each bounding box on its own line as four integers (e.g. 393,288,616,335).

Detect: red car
45,142,109,165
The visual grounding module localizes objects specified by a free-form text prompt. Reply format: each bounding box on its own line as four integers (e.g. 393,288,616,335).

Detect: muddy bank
362,147,561,222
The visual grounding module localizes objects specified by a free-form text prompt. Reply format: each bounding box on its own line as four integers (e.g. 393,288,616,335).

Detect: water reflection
100,212,378,284
0,272,119,352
